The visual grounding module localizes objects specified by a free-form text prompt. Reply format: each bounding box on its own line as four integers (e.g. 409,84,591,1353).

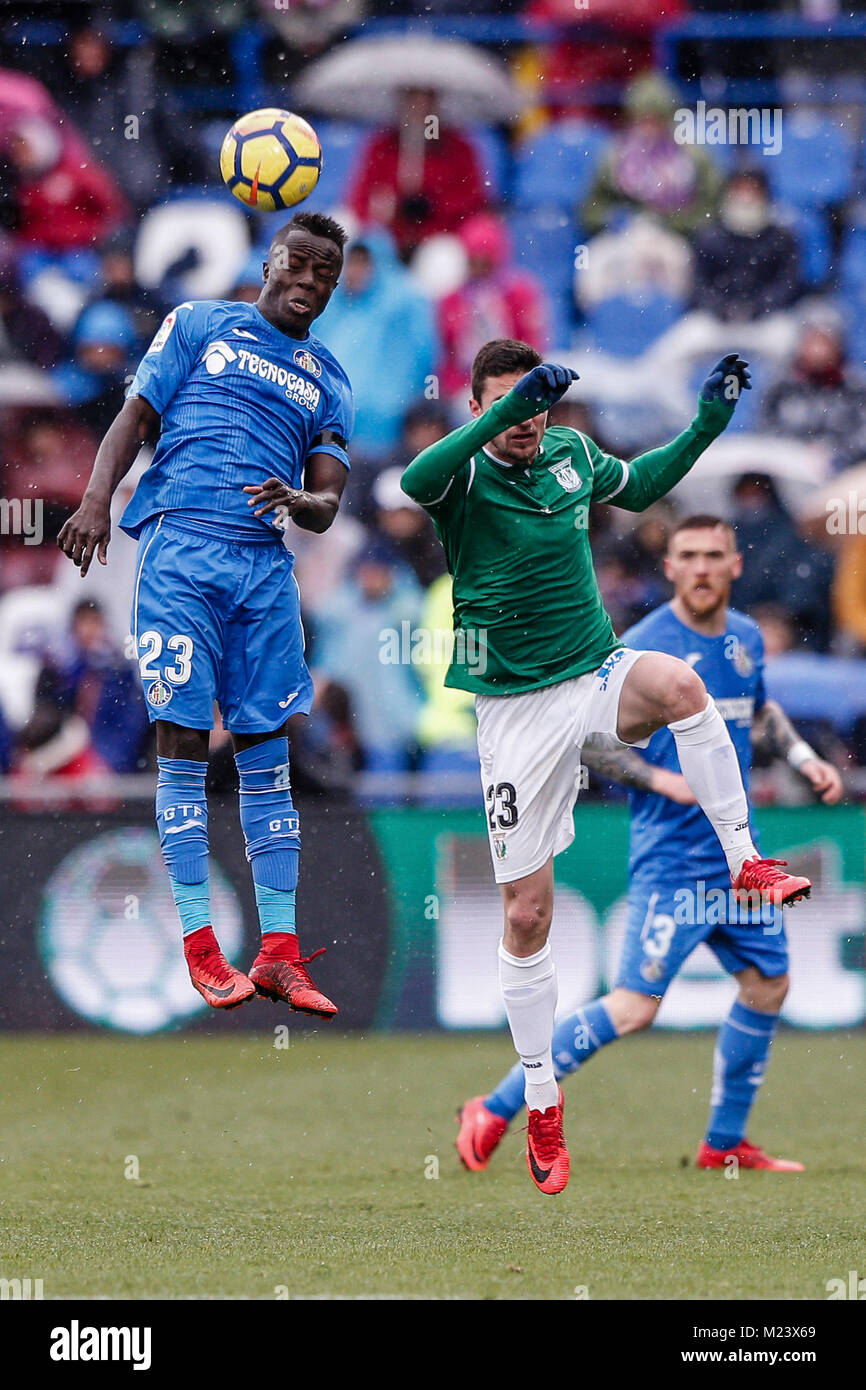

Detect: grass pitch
1,1030,864,1300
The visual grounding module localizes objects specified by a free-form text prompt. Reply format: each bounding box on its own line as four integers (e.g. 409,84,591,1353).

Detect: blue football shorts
131,515,313,733
616,868,789,996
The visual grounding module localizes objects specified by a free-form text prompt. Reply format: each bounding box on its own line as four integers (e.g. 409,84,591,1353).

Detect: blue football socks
705,999,778,1151
235,737,300,936
155,757,210,938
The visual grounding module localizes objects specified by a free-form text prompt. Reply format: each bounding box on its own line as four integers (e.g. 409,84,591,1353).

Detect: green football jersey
401,390,733,697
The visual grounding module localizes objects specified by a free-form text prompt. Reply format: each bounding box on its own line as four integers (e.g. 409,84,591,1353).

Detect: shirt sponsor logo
548,460,582,492
715,696,754,724
203,340,239,375
235,348,321,411
595,647,626,691
293,347,322,378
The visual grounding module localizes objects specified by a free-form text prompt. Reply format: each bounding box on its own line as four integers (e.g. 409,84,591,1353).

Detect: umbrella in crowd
293,35,525,125
798,460,866,528
668,433,830,519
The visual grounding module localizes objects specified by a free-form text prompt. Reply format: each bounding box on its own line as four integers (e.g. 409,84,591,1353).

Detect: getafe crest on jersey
294,347,321,378
732,640,755,677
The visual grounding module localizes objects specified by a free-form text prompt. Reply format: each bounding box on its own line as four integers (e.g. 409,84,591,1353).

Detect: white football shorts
475,647,652,883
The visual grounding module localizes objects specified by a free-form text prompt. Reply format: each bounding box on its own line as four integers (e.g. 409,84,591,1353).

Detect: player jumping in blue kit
58,212,352,1016
457,516,842,1172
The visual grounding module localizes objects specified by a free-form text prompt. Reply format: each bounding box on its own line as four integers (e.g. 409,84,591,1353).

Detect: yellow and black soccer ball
219,108,322,211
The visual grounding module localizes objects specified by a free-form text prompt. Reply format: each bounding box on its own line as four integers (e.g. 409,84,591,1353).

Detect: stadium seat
416,747,480,808
466,124,510,201
135,194,251,300
765,654,866,737
765,114,855,209
513,120,610,212
781,205,832,288
839,219,866,362
585,293,685,359
507,205,577,349
0,585,65,728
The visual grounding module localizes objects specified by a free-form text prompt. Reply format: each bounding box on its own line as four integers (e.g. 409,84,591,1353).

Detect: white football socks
498,940,559,1112
668,696,757,877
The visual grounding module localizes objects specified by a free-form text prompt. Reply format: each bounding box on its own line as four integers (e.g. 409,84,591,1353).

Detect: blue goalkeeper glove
700,353,752,405
512,363,580,410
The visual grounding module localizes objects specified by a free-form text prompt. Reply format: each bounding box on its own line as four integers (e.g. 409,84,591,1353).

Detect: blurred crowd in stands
1,1,866,799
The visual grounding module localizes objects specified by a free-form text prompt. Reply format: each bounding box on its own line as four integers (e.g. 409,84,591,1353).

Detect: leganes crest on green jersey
401,391,733,696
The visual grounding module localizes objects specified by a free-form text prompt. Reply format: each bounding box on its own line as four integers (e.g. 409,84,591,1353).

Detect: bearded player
58,212,352,1017
401,341,812,1195
456,515,842,1180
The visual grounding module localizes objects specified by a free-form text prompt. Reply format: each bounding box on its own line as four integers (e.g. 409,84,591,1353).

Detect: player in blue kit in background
457,516,842,1172
58,212,353,1016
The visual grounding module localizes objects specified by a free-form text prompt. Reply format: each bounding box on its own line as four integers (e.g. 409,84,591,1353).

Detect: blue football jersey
120,300,354,540
622,603,766,883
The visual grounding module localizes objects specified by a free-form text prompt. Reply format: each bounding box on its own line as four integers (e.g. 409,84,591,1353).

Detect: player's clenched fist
512,363,580,410
57,498,111,577
700,353,751,404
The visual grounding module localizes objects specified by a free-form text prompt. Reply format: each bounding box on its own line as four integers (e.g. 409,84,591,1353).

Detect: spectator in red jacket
2,114,128,251
524,0,685,119
437,212,548,396
349,87,487,260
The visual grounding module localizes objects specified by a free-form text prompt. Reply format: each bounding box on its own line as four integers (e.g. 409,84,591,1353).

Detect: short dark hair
278,210,347,253
471,338,541,403
668,514,737,549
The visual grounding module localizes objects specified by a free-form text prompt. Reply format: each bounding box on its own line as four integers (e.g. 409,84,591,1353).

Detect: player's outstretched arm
601,355,751,514
751,699,844,803
57,394,160,576
243,450,347,534
401,364,579,507
581,745,697,803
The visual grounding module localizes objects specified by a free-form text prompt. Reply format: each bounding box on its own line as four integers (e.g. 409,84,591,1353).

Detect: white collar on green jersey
481,444,543,476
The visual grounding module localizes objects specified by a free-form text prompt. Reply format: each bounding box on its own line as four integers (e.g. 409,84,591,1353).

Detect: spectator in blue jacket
52,300,138,434
311,539,425,771
25,598,150,773
315,229,438,467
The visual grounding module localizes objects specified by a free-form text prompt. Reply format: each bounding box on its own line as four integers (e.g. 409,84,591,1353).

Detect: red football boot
456,1096,508,1171
697,1138,805,1172
526,1088,570,1195
249,932,338,1018
184,925,256,1010
732,856,811,908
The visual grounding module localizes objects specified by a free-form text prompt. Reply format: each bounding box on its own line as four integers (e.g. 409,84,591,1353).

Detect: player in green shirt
401,338,812,1196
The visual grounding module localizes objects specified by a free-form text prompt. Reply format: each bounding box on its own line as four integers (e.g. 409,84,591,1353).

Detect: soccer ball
220,108,322,211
